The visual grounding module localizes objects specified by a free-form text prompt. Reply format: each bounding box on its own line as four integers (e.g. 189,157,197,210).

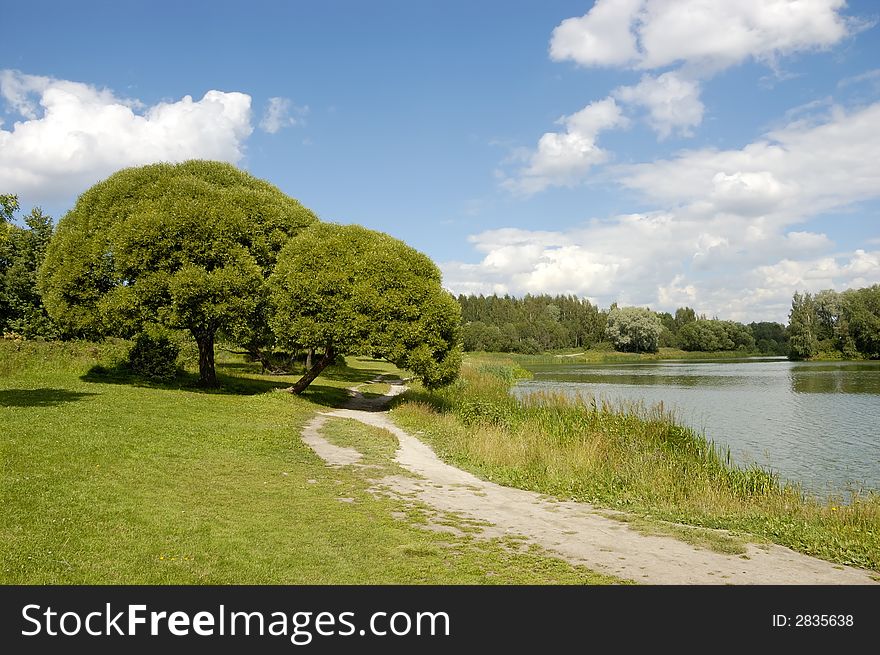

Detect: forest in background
457,293,790,356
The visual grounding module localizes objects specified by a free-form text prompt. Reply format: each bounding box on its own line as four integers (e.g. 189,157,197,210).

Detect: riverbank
304,377,873,584
390,355,880,572
465,347,780,367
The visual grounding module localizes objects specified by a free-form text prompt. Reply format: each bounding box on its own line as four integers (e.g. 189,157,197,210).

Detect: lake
513,358,880,498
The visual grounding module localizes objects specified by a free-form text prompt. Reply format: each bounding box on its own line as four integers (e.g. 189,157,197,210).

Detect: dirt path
300,380,877,585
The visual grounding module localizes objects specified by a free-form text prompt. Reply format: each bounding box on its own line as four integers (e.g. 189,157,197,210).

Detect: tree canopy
604,306,662,353
269,223,462,394
1,194,18,225
788,286,880,360
677,319,755,352
38,160,318,384
1,206,56,338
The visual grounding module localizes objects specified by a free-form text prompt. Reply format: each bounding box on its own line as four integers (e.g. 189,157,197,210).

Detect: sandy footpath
299,380,877,585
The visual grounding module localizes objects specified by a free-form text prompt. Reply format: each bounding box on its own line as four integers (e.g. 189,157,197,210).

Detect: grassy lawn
0,341,616,584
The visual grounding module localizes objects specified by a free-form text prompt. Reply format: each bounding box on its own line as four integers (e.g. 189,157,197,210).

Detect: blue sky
2,0,879,322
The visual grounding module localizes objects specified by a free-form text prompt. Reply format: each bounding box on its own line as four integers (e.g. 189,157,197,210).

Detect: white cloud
501,97,627,194
259,96,308,134
552,0,857,71
452,101,880,321
752,249,880,297
549,0,642,67
442,218,878,322
838,68,880,88
0,70,253,202
657,275,697,308
613,72,704,138
672,248,880,322
443,213,687,306
783,231,833,251
618,102,880,221
508,0,861,192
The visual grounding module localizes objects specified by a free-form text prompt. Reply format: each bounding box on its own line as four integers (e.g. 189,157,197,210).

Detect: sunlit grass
391,359,880,571
1,340,619,584
320,417,412,478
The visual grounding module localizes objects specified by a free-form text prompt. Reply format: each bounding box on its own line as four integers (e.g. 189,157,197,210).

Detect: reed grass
392,360,880,571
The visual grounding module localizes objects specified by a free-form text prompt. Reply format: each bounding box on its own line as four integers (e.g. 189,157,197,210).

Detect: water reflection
789,362,880,395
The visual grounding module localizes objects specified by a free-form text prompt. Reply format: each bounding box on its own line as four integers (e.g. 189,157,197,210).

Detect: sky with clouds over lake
1,0,878,322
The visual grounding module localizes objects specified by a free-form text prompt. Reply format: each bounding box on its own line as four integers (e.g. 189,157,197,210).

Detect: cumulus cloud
743,250,880,315
549,0,642,67
259,96,308,134
550,0,857,71
613,72,704,138
442,221,877,322
755,250,880,290
618,102,880,220
0,70,253,202
443,212,692,305
501,98,627,194
451,101,880,321
506,0,861,192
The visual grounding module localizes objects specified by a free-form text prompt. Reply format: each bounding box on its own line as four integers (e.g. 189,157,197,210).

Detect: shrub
128,330,180,381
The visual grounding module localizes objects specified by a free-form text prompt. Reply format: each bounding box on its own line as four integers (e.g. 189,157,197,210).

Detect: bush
128,331,180,381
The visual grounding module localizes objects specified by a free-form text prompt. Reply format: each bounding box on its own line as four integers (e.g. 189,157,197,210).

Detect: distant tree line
458,294,790,355
458,294,604,353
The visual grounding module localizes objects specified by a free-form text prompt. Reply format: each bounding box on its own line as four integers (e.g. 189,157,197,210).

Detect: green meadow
0,340,616,584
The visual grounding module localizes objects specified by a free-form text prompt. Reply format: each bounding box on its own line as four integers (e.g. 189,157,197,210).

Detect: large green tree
38,161,317,385
842,285,880,359
269,223,462,394
788,291,819,360
604,306,662,353
1,194,18,221
786,285,880,360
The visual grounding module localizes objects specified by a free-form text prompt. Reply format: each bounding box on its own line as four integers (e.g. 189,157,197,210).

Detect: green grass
0,340,619,584
599,513,751,555
358,382,393,396
390,359,880,571
320,417,413,477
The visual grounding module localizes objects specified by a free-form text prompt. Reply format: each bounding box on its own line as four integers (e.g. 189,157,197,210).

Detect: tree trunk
195,330,217,386
289,346,335,394
305,347,314,369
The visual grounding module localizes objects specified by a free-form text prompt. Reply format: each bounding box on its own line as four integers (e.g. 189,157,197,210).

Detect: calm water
513,358,880,497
